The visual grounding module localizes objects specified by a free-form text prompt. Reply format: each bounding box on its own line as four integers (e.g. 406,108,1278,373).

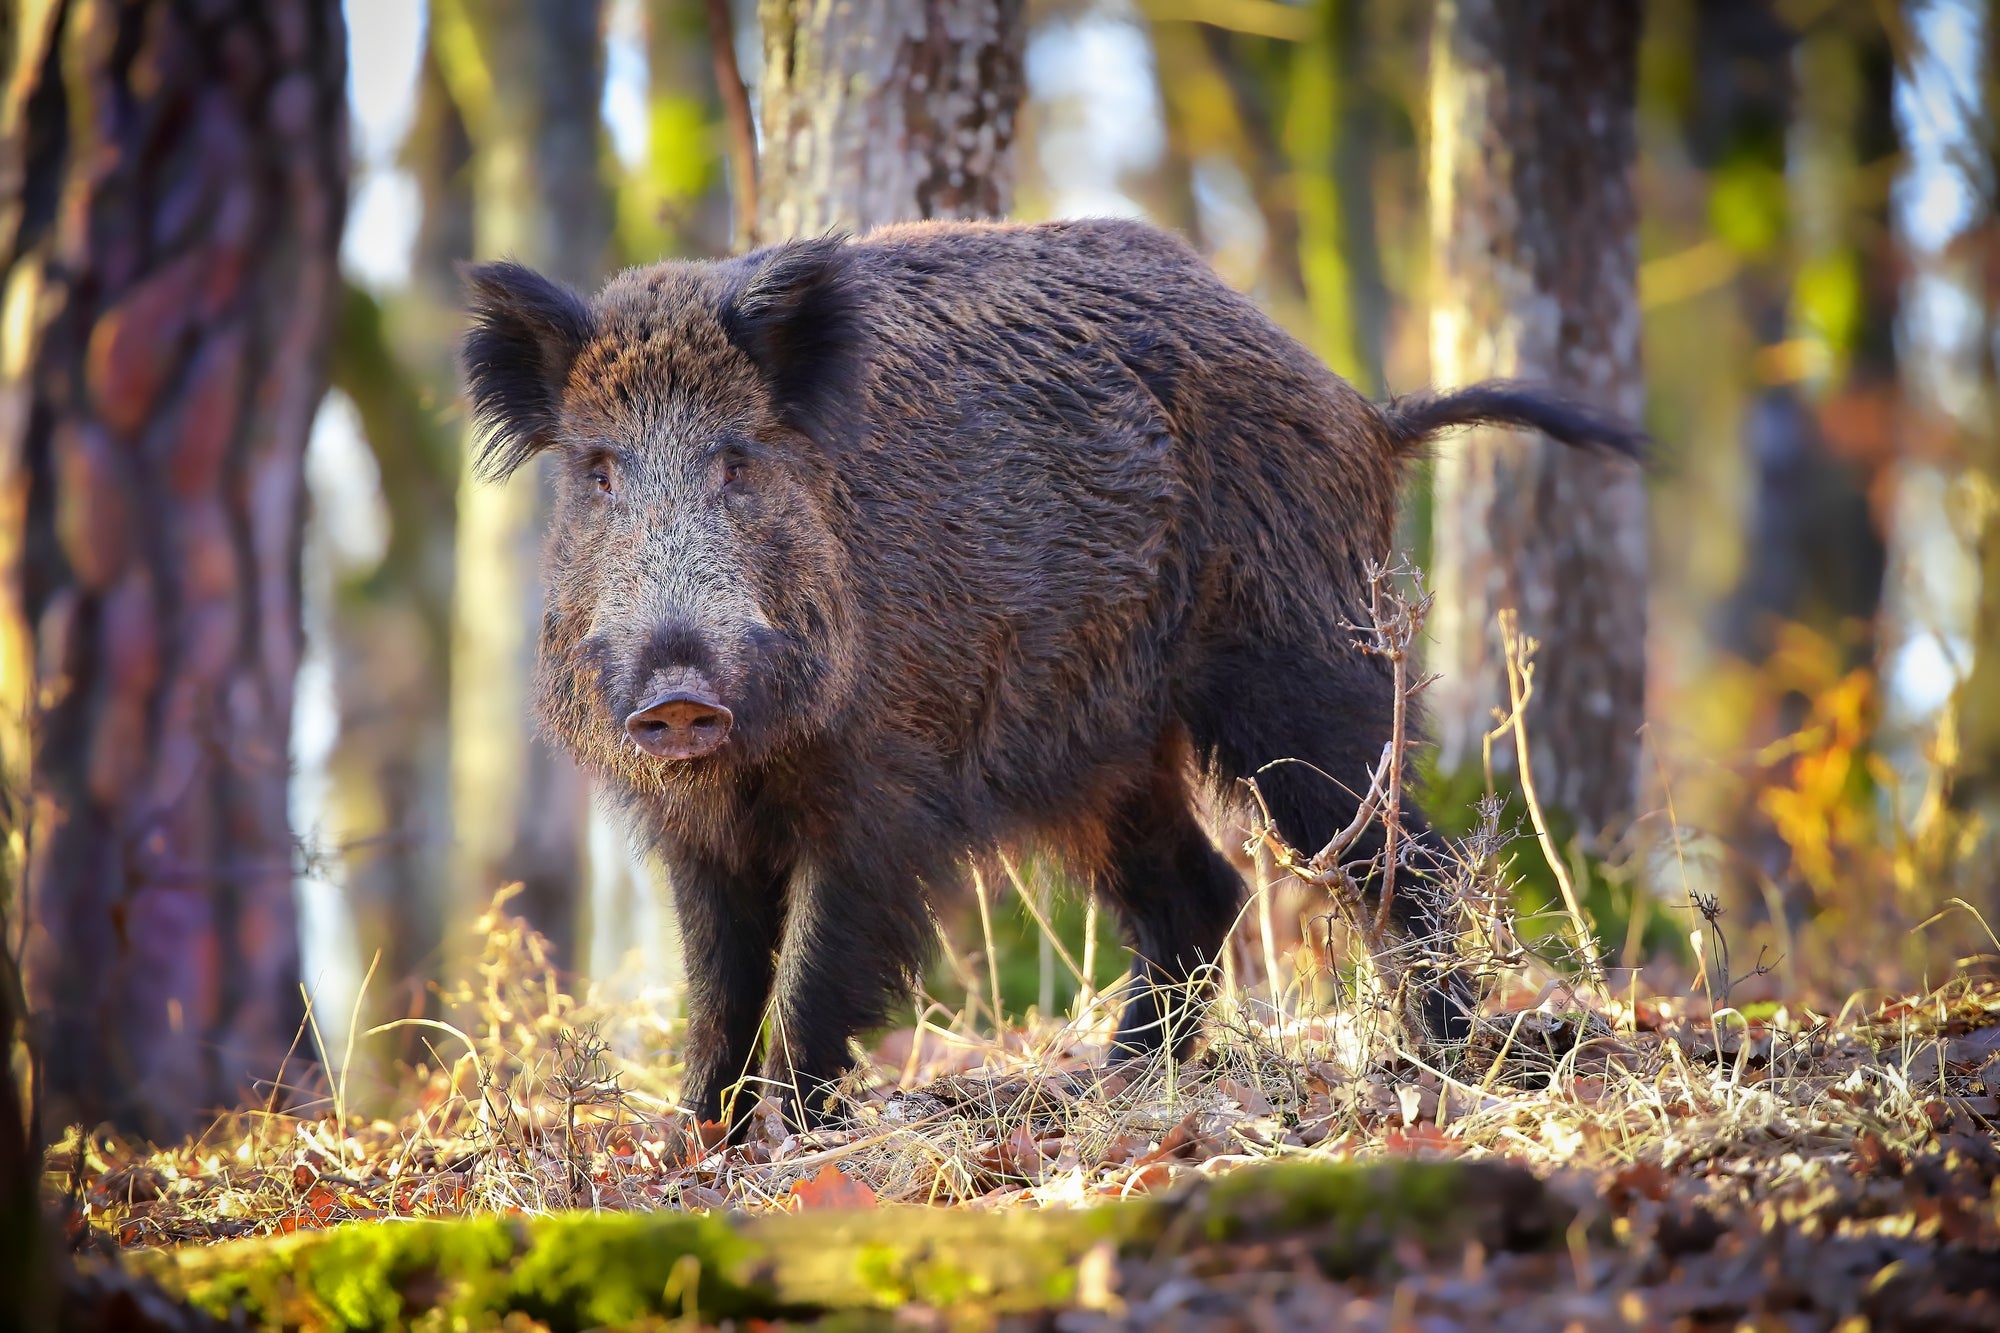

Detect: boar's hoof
626,691,734,760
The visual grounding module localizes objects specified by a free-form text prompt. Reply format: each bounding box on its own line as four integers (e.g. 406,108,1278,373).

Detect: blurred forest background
2,0,1999,1147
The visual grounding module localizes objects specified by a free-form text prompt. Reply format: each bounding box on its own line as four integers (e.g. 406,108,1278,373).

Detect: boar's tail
1381,380,1649,463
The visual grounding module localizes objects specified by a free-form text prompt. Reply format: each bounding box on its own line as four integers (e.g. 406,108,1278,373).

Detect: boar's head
460,240,867,790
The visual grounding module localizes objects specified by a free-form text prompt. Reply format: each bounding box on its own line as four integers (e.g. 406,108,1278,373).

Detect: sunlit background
295,0,1998,1061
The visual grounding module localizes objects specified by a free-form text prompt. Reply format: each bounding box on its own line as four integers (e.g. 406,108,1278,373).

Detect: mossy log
118,1159,1566,1330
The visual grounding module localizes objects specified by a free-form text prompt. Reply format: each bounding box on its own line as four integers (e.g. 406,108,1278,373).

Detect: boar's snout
625,688,734,761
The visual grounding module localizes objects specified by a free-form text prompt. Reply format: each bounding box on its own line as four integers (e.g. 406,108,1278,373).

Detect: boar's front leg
667,847,785,1135
761,839,938,1128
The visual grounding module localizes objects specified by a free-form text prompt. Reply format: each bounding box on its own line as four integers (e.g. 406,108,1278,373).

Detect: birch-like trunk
756,0,1027,239
434,0,611,967
1426,0,1649,836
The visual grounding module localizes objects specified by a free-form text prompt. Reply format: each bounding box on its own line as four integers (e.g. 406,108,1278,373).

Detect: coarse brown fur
460,217,1643,1133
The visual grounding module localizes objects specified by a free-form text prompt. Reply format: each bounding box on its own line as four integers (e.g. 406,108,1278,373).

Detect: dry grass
49,887,1998,1238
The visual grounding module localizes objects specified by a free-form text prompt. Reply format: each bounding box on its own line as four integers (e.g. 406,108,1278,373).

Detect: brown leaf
1855,1133,1905,1179
1216,1077,1274,1116
1609,1160,1671,1205
1945,1026,2000,1070
1135,1111,1203,1166
1117,1162,1176,1195
998,1123,1053,1181
788,1163,878,1211
1380,1123,1458,1155
1101,1132,1151,1165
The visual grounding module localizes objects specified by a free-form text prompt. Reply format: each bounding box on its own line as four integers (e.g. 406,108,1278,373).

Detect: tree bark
756,0,1027,238
0,0,346,1138
433,0,612,967
1425,0,1649,837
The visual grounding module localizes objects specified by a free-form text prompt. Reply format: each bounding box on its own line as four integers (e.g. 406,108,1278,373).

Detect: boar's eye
586,458,615,496
716,446,753,493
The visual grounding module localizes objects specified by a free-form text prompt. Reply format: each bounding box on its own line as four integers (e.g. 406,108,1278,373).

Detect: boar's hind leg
761,842,938,1128
1100,766,1244,1063
1183,640,1476,1042
667,849,785,1137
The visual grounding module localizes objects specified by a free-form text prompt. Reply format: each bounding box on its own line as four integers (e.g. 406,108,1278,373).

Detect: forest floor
44,892,2000,1332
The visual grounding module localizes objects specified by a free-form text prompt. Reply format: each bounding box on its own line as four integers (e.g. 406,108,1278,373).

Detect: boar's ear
721,237,866,446
461,260,596,481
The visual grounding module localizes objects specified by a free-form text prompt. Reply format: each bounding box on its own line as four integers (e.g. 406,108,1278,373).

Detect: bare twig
1495,610,1603,993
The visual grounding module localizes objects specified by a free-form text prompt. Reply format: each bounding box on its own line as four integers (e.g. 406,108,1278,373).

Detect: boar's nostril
625,691,734,761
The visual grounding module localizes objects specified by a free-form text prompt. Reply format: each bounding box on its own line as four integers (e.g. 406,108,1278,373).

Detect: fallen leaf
1135,1112,1204,1166
788,1163,878,1211
1216,1078,1274,1116
1379,1122,1457,1155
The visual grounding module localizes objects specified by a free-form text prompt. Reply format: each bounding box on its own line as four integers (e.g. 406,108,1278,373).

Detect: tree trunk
1290,0,1388,397
315,37,469,1068
1,927,51,1330
586,0,742,993
611,0,732,265
433,0,612,967
756,0,1027,239
1964,440,2000,807
1425,0,1649,837
0,0,346,1138
1710,2,1891,673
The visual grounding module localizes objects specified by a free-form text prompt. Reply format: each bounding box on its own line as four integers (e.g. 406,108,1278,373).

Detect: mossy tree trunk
1426,0,1649,838
0,0,346,1140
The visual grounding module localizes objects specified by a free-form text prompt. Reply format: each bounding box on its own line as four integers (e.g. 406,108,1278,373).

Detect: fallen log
109,1158,1567,1329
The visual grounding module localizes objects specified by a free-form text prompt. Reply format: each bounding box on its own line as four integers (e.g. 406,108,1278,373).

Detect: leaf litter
44,890,2000,1329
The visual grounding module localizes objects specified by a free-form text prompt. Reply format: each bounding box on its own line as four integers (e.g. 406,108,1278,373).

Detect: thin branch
704,0,760,250
1496,610,1604,992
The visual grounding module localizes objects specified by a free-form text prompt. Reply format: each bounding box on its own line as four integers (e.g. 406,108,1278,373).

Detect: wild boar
460,217,1643,1131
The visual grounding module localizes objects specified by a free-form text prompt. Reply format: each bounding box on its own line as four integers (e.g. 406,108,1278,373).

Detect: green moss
138,1213,772,1331
502,1212,771,1327
1199,1158,1459,1242
128,1160,1561,1328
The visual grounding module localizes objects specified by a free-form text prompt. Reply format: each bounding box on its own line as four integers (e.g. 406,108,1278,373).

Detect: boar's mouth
625,688,735,761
